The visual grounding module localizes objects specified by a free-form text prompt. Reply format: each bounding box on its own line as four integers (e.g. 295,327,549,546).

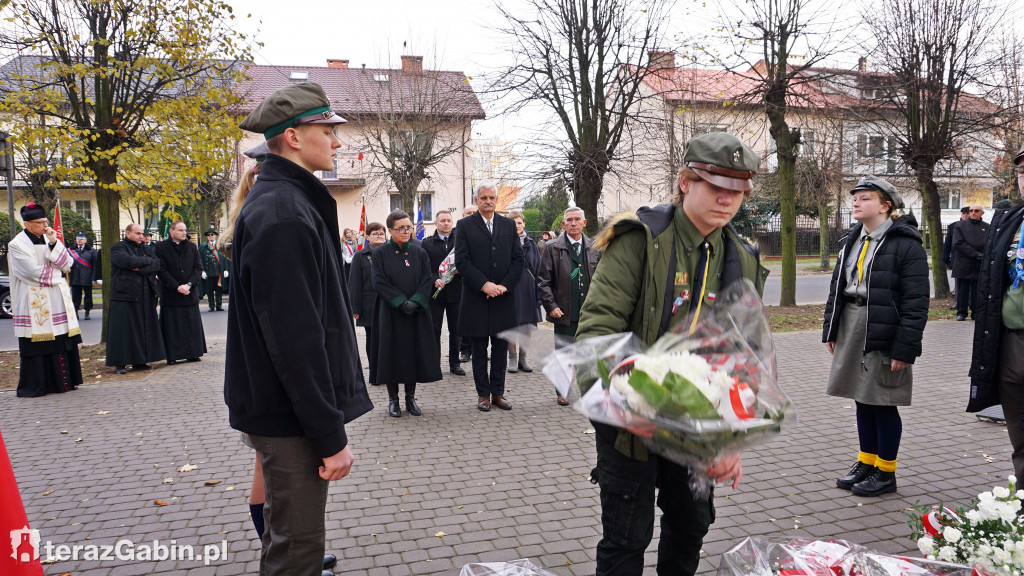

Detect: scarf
518,231,528,245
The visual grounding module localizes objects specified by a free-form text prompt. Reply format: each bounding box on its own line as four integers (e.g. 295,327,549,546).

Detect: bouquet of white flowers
909,477,1024,576
541,280,793,498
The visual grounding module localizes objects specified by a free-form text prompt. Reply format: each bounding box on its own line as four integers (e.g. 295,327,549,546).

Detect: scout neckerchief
1010,218,1024,289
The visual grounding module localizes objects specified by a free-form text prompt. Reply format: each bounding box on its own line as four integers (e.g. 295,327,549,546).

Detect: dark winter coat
155,239,203,306
348,244,377,328
421,231,461,306
537,232,601,326
967,205,1024,412
106,239,165,366
952,217,990,280
822,215,930,364
513,234,542,325
369,239,442,385
67,244,100,286
453,212,524,338
224,153,372,458
942,220,960,266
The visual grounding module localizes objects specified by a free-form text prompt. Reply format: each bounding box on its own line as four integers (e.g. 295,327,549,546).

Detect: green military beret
851,174,904,210
239,83,347,139
682,132,761,191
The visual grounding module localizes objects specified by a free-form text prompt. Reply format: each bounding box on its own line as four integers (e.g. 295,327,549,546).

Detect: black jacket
109,239,161,302
968,205,1024,412
68,244,100,286
348,244,376,327
155,239,203,306
537,232,601,326
224,154,373,458
822,215,930,364
942,220,960,266
454,212,524,338
952,218,990,280
421,230,461,305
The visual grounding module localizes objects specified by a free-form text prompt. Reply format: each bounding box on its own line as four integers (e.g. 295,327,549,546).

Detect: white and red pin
921,506,961,537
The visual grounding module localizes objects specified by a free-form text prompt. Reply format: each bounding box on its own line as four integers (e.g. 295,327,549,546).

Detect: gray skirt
826,303,913,406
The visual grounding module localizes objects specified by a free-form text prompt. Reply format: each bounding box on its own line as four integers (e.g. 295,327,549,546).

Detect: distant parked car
0,275,9,318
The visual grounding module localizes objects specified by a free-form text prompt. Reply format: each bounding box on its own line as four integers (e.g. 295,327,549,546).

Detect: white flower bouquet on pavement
542,279,794,498
909,476,1024,576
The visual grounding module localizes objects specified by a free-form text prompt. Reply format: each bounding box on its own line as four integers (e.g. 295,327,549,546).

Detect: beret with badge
850,174,904,210
239,83,346,139
682,132,761,192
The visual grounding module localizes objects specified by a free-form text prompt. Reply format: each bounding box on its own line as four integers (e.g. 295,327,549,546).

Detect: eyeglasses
369,232,386,238
970,209,983,213
391,226,414,233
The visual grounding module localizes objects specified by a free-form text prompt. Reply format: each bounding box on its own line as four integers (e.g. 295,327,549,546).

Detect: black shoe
949,304,957,310
166,359,177,366
187,357,201,362
459,352,471,363
956,314,966,321
851,469,897,497
836,461,875,490
322,571,334,576
115,366,127,375
84,311,91,320
450,365,466,376
323,554,337,570
406,394,422,416
388,394,402,418
216,307,224,311
132,364,151,371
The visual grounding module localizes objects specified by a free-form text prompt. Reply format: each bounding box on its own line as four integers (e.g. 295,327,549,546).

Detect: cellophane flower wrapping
458,558,558,576
545,279,793,499
718,536,973,576
432,247,457,299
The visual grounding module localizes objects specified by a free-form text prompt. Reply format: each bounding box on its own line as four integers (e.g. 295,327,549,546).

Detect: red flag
356,201,367,251
357,151,363,161
52,201,63,244
0,429,45,576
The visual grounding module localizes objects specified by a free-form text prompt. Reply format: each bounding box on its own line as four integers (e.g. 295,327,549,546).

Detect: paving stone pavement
0,319,1014,576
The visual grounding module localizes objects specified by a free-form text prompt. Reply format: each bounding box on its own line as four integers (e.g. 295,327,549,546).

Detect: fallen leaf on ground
225,486,235,491
42,490,54,496
154,500,169,506
583,429,595,434
178,463,198,473
204,480,222,486
56,571,71,576
96,410,110,415
162,478,173,484
75,437,83,443
59,430,68,434
435,532,447,537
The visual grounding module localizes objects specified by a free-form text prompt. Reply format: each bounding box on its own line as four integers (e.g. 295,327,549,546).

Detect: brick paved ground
0,319,1013,576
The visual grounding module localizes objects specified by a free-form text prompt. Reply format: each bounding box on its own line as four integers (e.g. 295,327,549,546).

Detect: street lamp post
0,132,14,238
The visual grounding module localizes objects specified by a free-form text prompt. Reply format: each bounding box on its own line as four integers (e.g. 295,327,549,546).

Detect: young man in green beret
576,132,769,576
225,83,372,576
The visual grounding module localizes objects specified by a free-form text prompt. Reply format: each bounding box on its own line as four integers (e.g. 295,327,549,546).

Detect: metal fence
735,213,945,257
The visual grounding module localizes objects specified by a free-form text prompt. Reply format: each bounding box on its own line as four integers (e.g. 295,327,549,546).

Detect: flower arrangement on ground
909,476,1024,576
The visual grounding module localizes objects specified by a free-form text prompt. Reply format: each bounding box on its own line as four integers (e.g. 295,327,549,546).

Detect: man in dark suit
942,207,970,310
952,204,990,321
422,210,465,376
454,183,524,411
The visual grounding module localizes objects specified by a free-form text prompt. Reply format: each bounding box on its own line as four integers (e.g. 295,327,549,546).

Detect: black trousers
429,298,461,368
70,285,93,312
998,329,1024,482
593,423,713,576
206,282,224,310
470,336,507,397
956,278,978,316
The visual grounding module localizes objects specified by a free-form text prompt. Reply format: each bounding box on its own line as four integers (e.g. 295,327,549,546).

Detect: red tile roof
233,63,486,120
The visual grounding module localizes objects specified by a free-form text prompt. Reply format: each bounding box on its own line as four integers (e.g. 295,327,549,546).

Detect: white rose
966,510,982,525
1010,475,1017,486
937,546,956,562
943,526,963,543
1015,490,1024,499
918,537,936,556
994,486,1010,499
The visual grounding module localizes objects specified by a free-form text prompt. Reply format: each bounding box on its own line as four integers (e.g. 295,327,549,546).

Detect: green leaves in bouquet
597,356,612,391
626,370,717,419
663,372,719,419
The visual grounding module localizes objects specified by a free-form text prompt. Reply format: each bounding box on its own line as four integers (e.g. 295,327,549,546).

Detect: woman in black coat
349,221,386,385
155,221,207,363
822,176,929,498
370,210,442,417
507,211,541,373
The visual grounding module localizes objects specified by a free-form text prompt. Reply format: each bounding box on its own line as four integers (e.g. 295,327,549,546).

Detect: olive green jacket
576,203,769,460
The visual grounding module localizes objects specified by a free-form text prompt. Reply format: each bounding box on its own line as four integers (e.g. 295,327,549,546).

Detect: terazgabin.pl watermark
9,527,230,566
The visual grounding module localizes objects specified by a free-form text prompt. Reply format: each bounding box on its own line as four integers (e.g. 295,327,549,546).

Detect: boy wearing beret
225,83,372,576
576,132,769,576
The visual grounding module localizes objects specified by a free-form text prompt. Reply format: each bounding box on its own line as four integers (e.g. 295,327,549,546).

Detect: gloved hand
95,279,103,285
223,270,229,278
202,271,207,280
399,301,418,315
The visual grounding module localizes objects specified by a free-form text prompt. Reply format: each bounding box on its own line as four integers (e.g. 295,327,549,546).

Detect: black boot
836,461,875,490
406,394,422,416
851,469,897,496
518,349,533,373
387,394,401,418
84,310,90,320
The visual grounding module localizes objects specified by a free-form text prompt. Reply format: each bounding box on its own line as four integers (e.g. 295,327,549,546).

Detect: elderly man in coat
106,223,165,374
8,202,83,397
454,182,524,412
952,204,990,321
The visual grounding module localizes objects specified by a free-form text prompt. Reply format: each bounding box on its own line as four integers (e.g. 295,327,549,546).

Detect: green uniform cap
205,228,218,236
682,132,761,191
243,141,269,162
239,83,347,139
850,174,904,210
1015,142,1024,165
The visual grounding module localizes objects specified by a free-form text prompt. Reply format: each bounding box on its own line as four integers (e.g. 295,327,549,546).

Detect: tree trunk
916,166,950,298
93,162,120,345
574,167,603,237
818,201,830,270
777,149,797,306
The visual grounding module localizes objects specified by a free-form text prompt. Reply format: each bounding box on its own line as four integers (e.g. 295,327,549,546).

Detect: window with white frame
693,124,728,136
938,187,962,210
797,129,816,157
59,199,92,225
388,193,435,222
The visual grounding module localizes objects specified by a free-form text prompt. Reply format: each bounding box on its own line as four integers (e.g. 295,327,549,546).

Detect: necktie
688,242,710,334
852,235,871,285
487,219,492,235
572,242,580,256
